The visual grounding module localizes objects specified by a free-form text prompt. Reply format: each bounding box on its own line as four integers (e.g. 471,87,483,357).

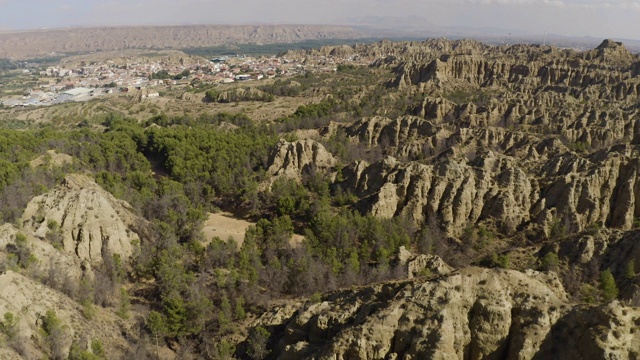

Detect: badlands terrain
0,37,639,359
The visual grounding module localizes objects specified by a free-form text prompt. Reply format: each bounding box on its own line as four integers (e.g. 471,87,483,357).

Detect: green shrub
600,269,619,302
581,284,598,304
146,311,167,337
309,292,323,304
0,312,19,341
117,288,131,319
491,253,510,269
541,252,560,271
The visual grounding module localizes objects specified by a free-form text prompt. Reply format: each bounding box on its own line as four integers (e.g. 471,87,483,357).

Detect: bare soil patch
202,212,255,247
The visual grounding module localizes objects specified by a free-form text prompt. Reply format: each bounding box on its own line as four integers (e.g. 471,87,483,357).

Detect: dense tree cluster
0,108,427,357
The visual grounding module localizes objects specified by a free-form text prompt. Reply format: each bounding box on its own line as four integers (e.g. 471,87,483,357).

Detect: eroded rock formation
267,139,338,182
256,268,640,360
284,39,640,238
20,174,139,263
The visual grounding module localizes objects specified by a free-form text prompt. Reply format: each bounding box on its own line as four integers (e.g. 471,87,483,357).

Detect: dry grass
202,212,255,247
0,82,319,125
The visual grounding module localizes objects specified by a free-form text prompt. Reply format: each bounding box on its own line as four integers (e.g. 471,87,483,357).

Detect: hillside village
0,50,372,108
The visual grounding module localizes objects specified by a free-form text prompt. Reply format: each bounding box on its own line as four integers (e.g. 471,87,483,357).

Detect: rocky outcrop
214,87,273,103
266,139,338,182
29,150,74,169
20,174,139,263
535,302,640,359
256,268,640,360
397,246,453,278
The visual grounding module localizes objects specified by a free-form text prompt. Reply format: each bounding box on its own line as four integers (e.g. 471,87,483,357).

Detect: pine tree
600,269,619,302
217,295,232,335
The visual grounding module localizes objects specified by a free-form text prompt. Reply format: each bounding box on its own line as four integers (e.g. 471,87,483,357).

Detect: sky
0,0,638,40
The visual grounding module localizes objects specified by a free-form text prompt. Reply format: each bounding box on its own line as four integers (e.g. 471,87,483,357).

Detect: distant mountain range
0,25,366,60
1,22,638,60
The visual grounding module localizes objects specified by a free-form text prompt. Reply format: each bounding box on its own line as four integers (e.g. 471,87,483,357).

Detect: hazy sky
0,0,638,40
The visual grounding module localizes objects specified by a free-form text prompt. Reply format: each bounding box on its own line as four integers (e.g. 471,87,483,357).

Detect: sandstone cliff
266,139,338,183
253,267,640,360
20,174,139,264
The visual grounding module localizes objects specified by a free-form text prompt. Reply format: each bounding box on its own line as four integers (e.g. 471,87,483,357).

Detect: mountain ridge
0,24,366,59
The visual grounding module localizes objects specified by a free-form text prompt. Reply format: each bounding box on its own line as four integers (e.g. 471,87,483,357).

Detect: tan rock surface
0,223,88,283
267,139,338,182
260,268,640,360
20,174,139,263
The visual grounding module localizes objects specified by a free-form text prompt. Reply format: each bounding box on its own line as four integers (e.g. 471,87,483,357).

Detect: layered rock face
20,174,139,263
0,223,88,284
258,268,640,360
267,139,338,182
295,39,640,237
214,87,272,103
338,134,640,236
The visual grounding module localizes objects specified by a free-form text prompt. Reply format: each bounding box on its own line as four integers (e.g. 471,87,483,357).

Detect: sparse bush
475,226,495,249
541,252,560,272
117,288,131,319
9,232,37,269
78,277,94,307
40,309,68,360
491,253,510,269
309,292,322,304
46,220,64,250
235,297,246,321
68,339,105,360
419,268,432,278
146,311,167,338
82,300,96,320
549,217,568,240
211,339,235,360
0,311,27,356
91,339,105,358
0,312,20,341
586,222,601,235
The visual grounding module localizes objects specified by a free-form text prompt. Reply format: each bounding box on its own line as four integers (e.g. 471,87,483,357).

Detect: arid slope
0,25,365,59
